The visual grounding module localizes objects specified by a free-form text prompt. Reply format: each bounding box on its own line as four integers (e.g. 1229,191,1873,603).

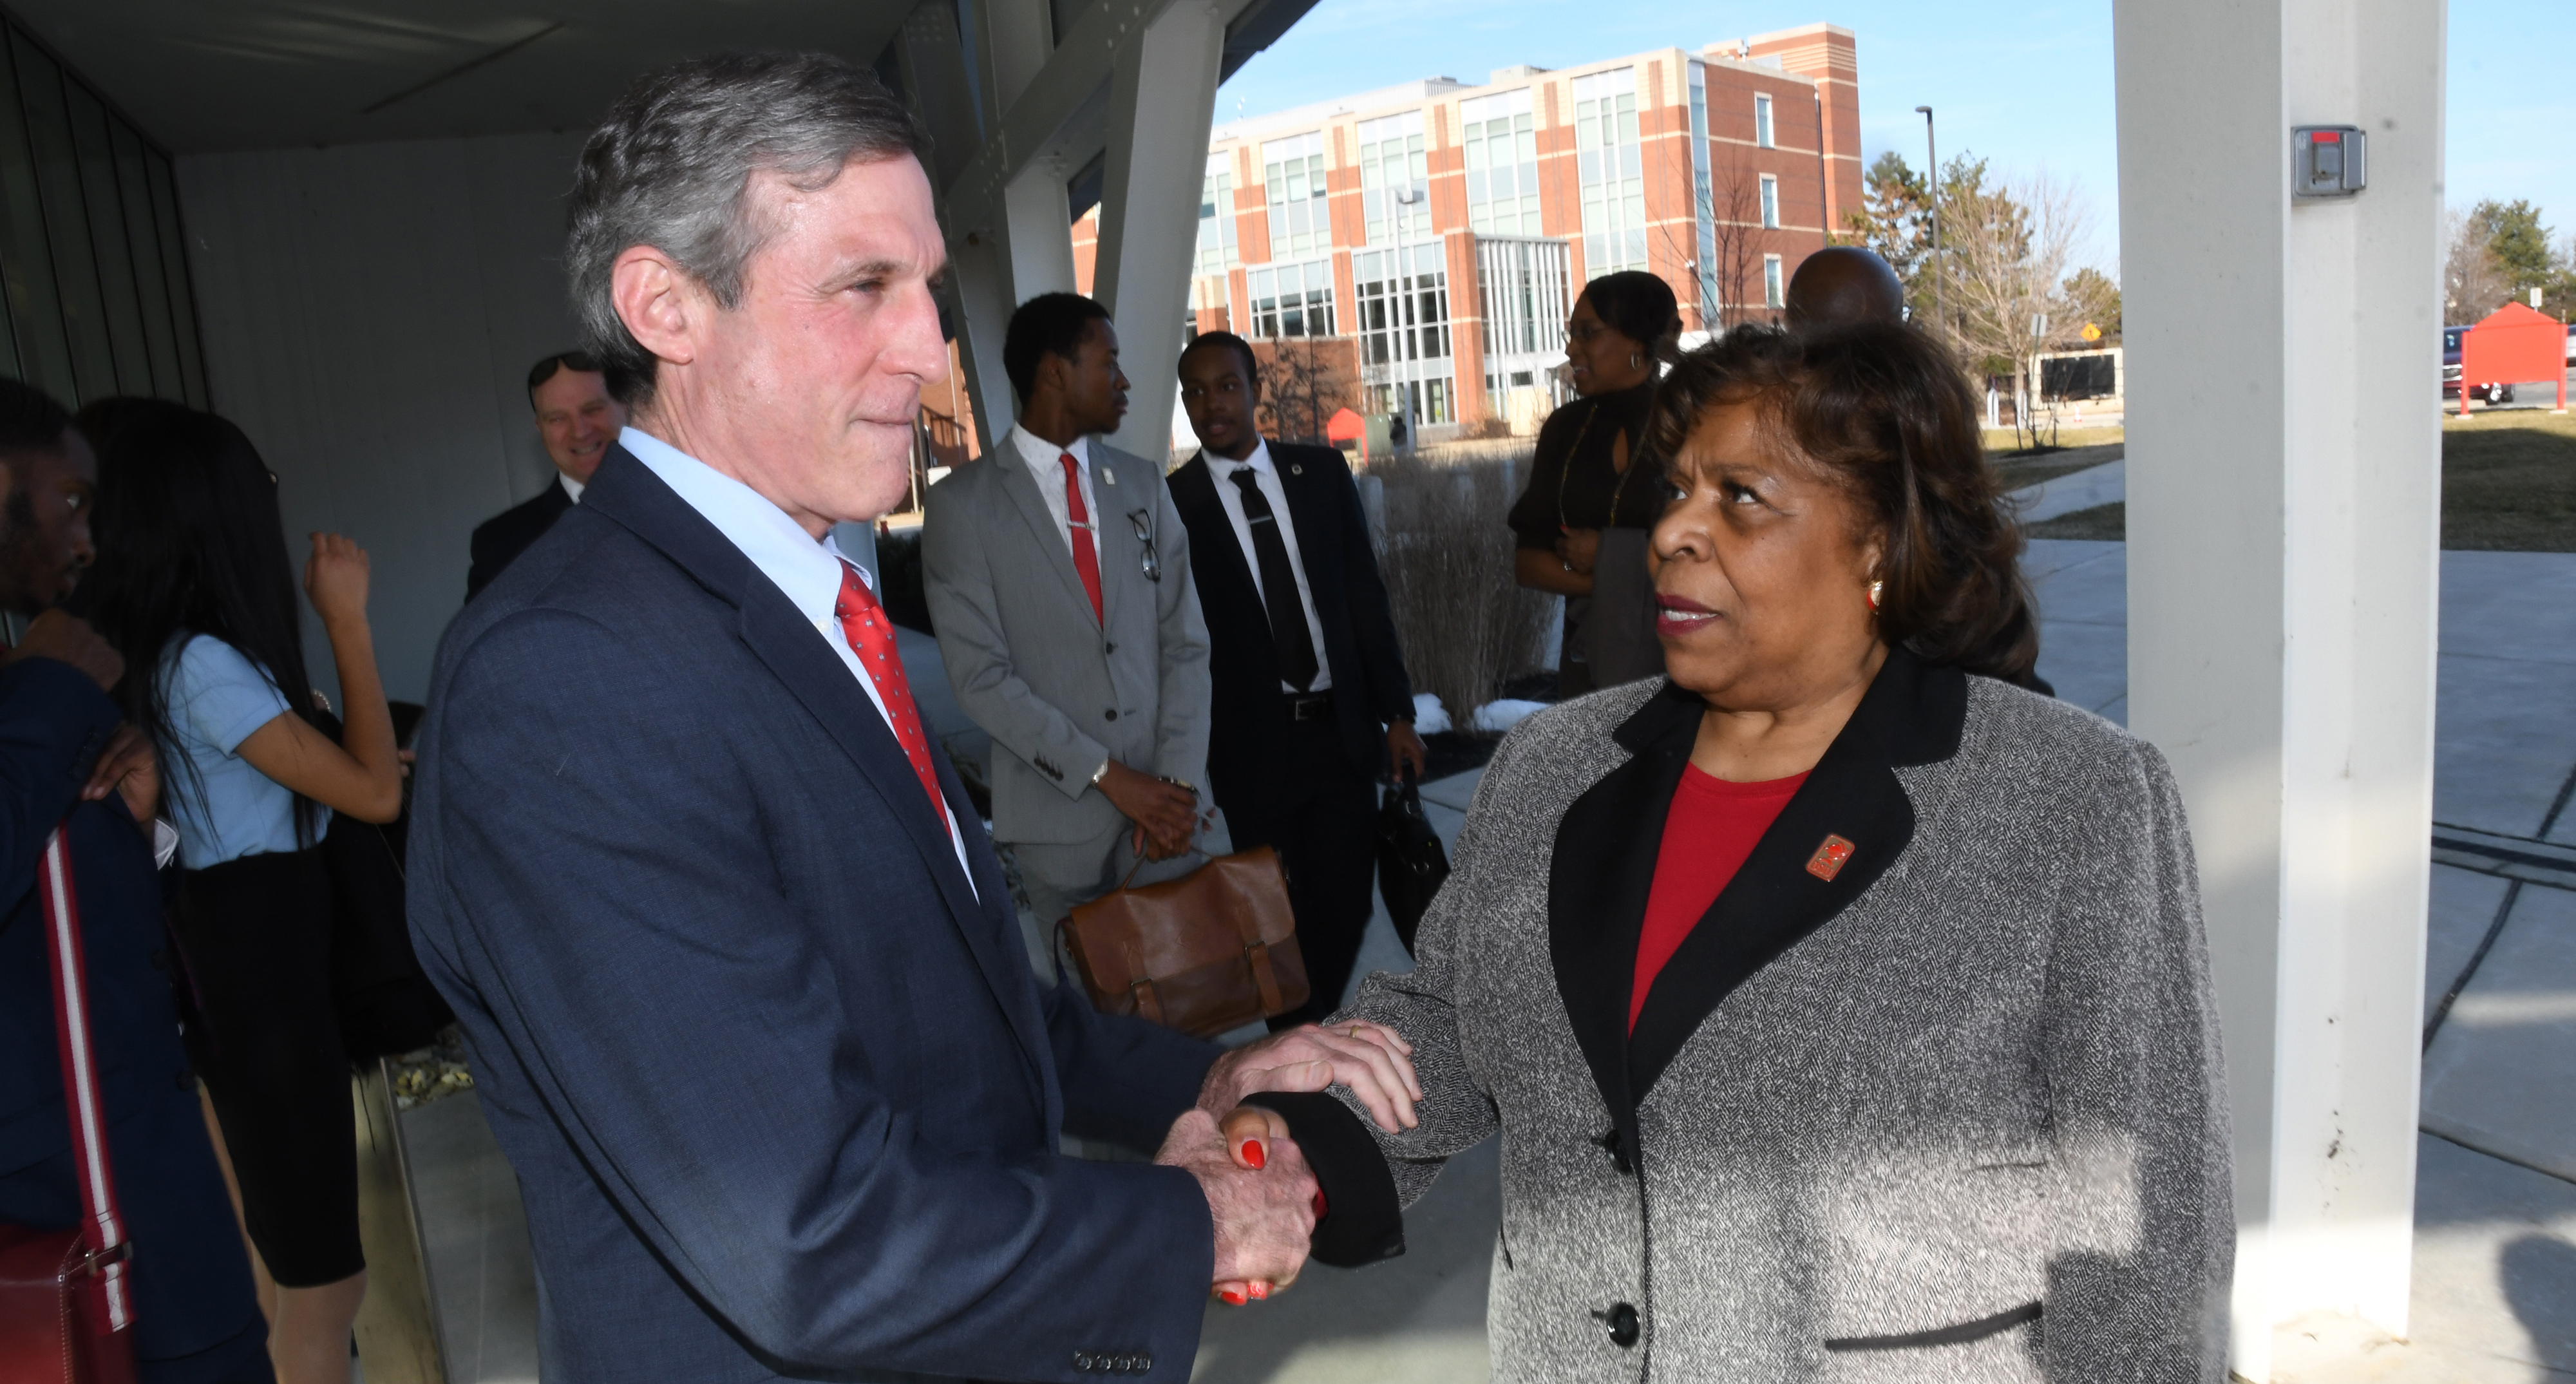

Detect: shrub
1368,451,1554,732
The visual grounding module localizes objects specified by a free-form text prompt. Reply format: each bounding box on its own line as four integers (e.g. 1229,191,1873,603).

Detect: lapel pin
1104,467,1118,484
1291,463,1303,475
1806,834,1857,882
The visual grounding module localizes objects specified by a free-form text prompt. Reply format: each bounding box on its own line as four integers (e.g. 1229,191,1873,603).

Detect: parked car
2443,326,2516,404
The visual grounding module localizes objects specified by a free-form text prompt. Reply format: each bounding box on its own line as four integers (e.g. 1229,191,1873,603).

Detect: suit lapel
1092,448,1142,632
583,449,1053,1092
995,444,1096,619
1548,684,1694,1152
1271,447,1343,612
1173,453,1263,609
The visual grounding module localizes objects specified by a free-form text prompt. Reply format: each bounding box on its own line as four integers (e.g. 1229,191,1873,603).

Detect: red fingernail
1220,1289,1245,1305
1240,1140,1266,1170
1312,1190,1329,1217
1248,1283,1269,1300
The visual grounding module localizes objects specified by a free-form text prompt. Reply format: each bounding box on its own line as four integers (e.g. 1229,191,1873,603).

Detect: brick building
1078,24,1861,437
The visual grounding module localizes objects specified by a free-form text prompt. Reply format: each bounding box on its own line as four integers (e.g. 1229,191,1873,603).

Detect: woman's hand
303,532,372,627
1209,1104,1309,1305
1198,1020,1421,1133
1556,527,1602,575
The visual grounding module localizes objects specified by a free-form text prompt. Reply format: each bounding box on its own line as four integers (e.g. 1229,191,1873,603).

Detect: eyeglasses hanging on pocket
1128,510,1160,583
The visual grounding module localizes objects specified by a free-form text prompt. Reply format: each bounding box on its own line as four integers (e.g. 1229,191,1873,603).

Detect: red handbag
0,826,140,1384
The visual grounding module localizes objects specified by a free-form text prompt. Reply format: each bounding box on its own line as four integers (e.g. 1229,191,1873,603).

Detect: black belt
1286,690,1336,723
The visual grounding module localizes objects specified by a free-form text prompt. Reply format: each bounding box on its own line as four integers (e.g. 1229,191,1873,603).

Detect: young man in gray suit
923,293,1220,964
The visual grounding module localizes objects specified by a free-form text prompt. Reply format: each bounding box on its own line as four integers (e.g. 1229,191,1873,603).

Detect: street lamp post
1915,104,1941,335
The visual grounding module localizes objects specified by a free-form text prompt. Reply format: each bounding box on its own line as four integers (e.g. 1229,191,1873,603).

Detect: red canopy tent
2461,301,2567,414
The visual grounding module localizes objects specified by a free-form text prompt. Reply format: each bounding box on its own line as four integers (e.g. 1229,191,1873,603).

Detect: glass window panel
108,120,179,397
0,30,71,399
10,38,115,401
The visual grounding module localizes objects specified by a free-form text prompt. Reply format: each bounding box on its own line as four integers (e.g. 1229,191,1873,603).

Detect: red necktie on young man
1059,451,1104,624
833,560,952,840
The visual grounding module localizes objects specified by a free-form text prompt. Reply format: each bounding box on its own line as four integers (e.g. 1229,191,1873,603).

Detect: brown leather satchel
1060,847,1309,1038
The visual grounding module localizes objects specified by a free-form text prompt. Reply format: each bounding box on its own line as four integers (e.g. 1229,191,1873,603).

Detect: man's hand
1200,1021,1421,1133
1386,721,1429,782
4,610,122,690
84,723,159,824
1157,1108,1316,1301
1095,760,1197,857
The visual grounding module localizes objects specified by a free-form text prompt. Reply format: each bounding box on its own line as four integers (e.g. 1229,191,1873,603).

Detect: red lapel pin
1806,834,1857,882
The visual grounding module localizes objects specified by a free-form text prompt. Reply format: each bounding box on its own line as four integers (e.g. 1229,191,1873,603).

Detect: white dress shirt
620,426,976,893
558,473,587,503
1208,440,1333,692
1008,427,1103,565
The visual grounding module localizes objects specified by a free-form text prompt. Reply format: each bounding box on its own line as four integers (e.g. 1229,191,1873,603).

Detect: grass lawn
2025,412,2576,551
1984,424,2125,456
1993,441,2123,493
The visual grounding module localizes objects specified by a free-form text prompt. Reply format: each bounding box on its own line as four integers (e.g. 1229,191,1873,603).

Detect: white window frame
1759,174,1779,229
1763,254,1785,308
1755,93,1775,149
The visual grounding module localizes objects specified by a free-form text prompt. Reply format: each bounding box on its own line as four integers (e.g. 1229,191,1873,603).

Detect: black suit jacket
465,476,573,600
1170,442,1414,822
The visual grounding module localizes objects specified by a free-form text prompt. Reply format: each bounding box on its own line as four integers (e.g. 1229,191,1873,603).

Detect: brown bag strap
1226,893,1285,1015
1121,938,1164,1025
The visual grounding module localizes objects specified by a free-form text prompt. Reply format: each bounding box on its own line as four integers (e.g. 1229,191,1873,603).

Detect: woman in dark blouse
1508,271,1683,695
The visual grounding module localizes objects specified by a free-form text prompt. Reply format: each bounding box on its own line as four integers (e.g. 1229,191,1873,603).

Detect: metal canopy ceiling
5,0,1317,158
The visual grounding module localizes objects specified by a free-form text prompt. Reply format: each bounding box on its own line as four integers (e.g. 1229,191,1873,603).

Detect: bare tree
1938,164,2095,449
1256,338,1349,443
1705,144,1770,331
2443,207,2512,325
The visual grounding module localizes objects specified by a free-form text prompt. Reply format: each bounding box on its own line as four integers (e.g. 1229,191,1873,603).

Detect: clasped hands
1153,1019,1418,1304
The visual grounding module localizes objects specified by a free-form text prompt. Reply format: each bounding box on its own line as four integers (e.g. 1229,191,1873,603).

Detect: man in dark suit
408,54,1418,1383
0,379,271,1383
1170,333,1427,1029
464,350,627,599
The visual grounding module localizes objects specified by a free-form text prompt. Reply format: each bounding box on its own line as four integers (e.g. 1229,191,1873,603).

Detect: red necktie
834,560,952,840
1061,451,1104,625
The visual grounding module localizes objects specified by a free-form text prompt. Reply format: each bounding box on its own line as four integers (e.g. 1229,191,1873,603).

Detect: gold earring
1867,580,1883,611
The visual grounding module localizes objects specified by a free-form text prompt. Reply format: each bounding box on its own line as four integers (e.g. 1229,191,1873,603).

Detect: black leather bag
312,707,453,1060
1376,770,1450,955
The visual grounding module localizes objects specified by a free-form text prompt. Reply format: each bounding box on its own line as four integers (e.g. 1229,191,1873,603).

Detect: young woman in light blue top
89,403,404,1384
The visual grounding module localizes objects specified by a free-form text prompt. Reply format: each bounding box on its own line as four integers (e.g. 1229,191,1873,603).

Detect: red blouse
1628,765,1809,1032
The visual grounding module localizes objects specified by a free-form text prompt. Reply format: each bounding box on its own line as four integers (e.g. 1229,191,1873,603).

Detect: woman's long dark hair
86,402,324,842
1642,322,2044,688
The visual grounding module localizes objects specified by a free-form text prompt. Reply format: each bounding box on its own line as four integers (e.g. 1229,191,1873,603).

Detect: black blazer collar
579,447,1054,1096
1549,647,1968,1143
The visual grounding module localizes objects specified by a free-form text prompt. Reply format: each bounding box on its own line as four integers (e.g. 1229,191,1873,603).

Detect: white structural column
1090,0,1226,455
2114,1,2445,1379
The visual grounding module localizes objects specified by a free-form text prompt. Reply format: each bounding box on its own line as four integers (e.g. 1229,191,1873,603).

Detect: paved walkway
390,461,2576,1381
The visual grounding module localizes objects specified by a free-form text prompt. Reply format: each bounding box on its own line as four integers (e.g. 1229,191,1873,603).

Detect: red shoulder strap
42,824,137,1332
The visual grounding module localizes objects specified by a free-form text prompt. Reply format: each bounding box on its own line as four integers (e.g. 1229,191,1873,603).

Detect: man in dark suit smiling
1170,332,1426,1028
464,351,627,600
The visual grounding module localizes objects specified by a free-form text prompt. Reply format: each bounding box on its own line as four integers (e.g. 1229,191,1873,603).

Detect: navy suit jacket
0,658,265,1374
408,447,1222,1383
464,477,573,600
1168,444,1414,828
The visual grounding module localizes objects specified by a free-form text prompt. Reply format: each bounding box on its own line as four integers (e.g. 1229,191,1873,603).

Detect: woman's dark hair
1580,270,1683,363
87,402,325,842
1642,322,2041,688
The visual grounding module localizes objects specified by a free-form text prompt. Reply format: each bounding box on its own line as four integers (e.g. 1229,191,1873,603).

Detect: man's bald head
1785,247,1907,328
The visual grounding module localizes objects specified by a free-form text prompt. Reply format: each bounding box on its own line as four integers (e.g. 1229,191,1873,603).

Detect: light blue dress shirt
618,426,975,891
156,634,332,868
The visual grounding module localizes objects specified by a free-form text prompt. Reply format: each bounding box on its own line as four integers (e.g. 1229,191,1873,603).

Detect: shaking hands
1156,1020,1419,1305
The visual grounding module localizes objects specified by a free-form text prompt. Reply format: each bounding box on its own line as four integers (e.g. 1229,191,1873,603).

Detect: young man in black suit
464,351,627,598
1170,332,1427,1028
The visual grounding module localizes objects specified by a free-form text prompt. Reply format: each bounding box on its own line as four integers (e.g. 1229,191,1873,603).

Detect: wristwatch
1090,760,1111,788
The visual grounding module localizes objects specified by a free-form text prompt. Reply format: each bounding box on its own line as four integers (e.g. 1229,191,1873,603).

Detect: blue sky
1216,1,2573,278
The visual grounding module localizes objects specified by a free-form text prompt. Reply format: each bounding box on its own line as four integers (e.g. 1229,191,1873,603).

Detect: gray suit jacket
1275,651,2233,1383
922,440,1211,846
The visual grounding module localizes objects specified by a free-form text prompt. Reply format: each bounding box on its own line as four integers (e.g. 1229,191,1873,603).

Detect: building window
1245,259,1335,339
1195,155,1239,276
1474,234,1572,361
1755,93,1774,149
1352,244,1449,366
1763,254,1785,308
1759,174,1779,229
1687,62,1717,325
1573,66,1645,279
1356,111,1428,246
1459,88,1539,236
1262,131,1327,260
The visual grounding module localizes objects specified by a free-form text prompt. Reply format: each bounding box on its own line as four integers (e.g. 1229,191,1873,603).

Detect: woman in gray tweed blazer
1245,323,2233,1381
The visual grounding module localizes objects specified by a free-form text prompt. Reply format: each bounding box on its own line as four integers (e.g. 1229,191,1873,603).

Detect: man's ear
611,245,701,370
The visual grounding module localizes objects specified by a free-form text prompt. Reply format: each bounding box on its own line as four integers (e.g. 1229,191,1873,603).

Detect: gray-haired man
406,50,1419,1384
